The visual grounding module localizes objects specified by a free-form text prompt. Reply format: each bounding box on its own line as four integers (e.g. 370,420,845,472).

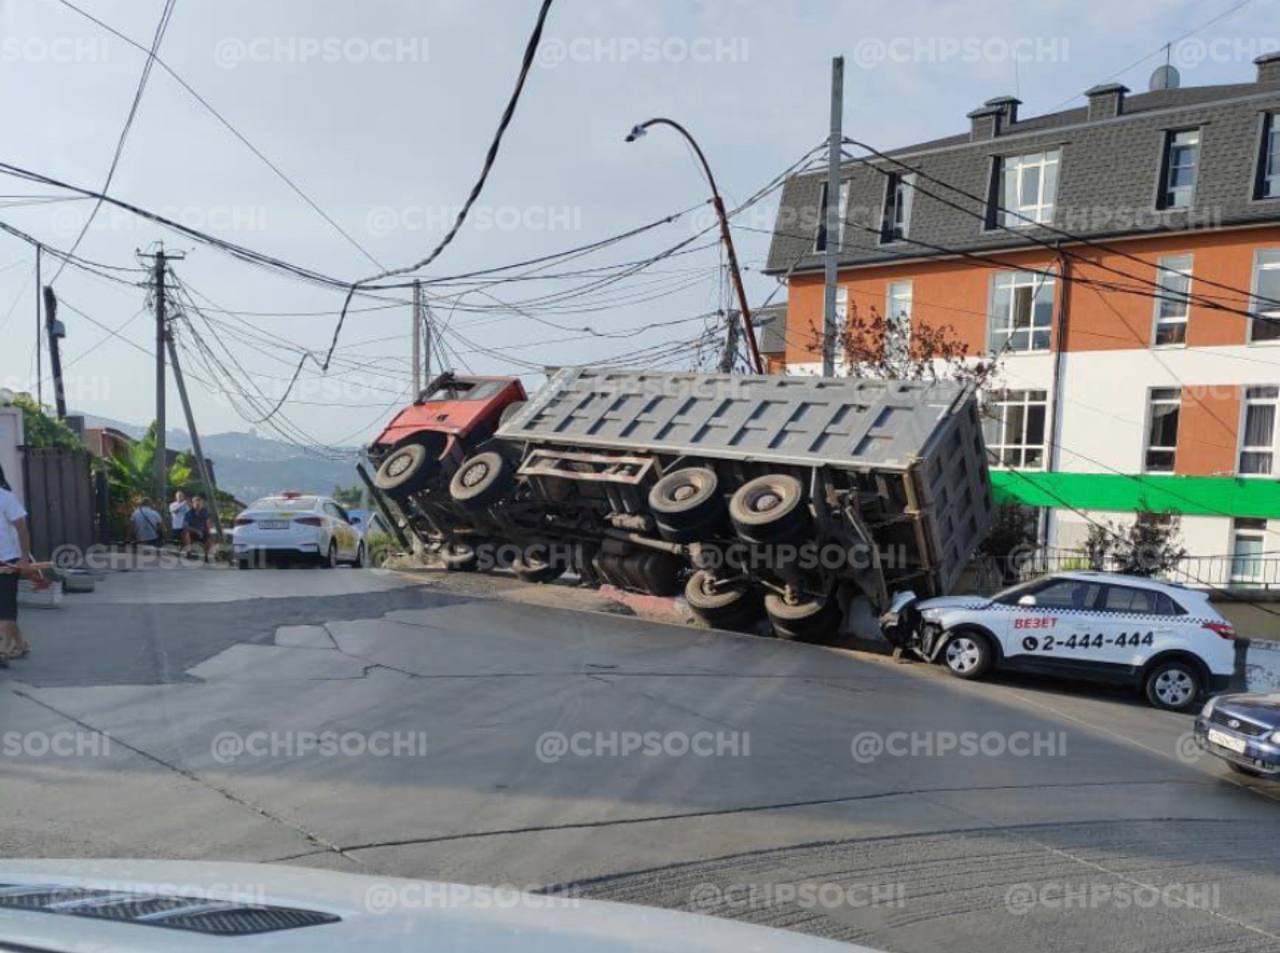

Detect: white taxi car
881,571,1236,710
231,492,364,569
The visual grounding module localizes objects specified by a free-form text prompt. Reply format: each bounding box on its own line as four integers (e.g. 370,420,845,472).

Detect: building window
1250,249,1280,343
1240,385,1279,474
813,180,850,252
1258,112,1280,199
988,271,1054,353
1143,387,1181,472
1152,254,1192,346
983,389,1047,469
995,150,1059,226
880,173,915,242
885,281,912,362
1231,518,1267,584
1158,129,1200,210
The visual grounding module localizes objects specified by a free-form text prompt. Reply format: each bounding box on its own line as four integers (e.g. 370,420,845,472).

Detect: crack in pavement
11,688,367,869
260,776,1213,862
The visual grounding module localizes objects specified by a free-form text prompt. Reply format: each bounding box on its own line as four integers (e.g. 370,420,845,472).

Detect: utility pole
422,303,432,384
139,245,184,505
412,279,423,394
718,309,740,373
42,286,67,419
35,245,43,406
821,55,844,377
165,324,224,542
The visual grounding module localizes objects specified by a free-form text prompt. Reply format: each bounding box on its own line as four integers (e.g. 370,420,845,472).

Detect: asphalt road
4,563,1280,952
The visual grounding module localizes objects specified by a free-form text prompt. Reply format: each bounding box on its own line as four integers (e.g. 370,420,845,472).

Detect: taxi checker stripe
989,604,1219,625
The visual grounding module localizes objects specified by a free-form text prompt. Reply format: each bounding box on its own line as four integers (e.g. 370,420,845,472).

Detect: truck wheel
764,590,839,643
374,443,436,498
440,542,478,572
512,550,563,584
498,400,527,428
1144,659,1202,711
942,630,994,680
686,570,761,632
730,474,811,544
649,467,723,541
450,452,515,510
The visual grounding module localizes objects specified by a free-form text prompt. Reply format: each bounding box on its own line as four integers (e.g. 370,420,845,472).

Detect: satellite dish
1149,64,1181,91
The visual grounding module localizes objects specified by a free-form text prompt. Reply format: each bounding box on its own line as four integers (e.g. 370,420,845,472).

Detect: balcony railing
973,548,1280,593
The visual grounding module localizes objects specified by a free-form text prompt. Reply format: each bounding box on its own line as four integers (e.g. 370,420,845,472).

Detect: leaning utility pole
421,302,432,384
165,324,224,542
412,279,423,394
42,286,67,420
821,55,844,377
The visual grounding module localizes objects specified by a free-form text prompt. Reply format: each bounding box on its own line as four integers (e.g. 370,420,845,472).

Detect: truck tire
764,590,839,643
730,474,811,544
686,570,761,632
498,400,527,428
649,467,723,541
440,541,478,572
512,550,563,584
450,451,515,510
374,442,436,498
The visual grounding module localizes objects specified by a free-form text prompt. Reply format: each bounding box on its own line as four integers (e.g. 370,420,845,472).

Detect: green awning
991,470,1280,519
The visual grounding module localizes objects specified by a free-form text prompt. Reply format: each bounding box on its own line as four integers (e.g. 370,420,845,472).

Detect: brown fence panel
21,449,95,560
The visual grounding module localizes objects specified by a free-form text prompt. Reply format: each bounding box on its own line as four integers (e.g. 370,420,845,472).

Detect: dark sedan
1194,693,1280,777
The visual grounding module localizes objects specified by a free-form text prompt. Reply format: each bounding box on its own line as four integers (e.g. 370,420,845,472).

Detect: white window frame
998,150,1059,227
1160,128,1200,210
1143,386,1181,473
885,280,912,362
1230,518,1267,585
1249,249,1280,344
1151,254,1192,347
984,389,1048,470
881,173,915,242
813,180,851,252
988,270,1054,354
1239,385,1279,476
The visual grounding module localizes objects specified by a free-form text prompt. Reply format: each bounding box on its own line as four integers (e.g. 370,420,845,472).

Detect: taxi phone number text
1024,632,1155,651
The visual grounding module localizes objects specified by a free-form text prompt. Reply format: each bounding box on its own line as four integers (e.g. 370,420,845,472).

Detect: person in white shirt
169,491,190,548
0,462,32,665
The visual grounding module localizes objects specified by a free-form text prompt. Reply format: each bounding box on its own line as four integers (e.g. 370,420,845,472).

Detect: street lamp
625,118,764,374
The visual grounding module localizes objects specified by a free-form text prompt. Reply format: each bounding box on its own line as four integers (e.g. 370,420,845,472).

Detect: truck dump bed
500,367,993,595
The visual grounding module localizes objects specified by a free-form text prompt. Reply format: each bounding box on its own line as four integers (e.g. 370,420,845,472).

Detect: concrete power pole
42,286,67,420
412,280,423,395
153,248,168,505
165,326,224,542
35,245,43,407
821,55,844,377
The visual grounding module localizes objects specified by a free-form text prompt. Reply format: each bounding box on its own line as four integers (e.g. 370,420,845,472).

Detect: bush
365,531,396,568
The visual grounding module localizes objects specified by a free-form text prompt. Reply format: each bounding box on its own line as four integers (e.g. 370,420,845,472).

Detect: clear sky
0,0,1272,448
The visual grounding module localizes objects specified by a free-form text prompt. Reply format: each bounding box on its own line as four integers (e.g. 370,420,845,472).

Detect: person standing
0,462,32,665
129,497,164,549
169,491,190,548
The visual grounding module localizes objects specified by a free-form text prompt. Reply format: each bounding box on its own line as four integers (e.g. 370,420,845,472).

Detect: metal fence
976,548,1280,593
21,448,97,561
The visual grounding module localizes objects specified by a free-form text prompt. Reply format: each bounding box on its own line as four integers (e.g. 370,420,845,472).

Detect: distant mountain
71,411,362,504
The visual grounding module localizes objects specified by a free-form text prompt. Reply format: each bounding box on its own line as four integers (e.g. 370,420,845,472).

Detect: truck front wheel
764,590,839,643
449,452,515,510
374,443,437,499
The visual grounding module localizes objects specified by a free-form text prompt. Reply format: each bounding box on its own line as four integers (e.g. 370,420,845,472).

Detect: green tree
102,423,193,504
11,394,81,450
332,484,364,507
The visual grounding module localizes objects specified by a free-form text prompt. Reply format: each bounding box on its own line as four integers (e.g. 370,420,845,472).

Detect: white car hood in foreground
0,859,872,953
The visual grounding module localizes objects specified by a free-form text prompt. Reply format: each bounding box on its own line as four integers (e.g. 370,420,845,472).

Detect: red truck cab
368,373,526,502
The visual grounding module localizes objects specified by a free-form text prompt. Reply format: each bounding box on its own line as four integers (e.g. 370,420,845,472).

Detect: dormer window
1158,129,1200,209
993,150,1059,227
880,172,915,243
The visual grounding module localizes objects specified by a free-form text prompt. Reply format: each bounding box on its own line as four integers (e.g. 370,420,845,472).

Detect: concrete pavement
4,564,1280,952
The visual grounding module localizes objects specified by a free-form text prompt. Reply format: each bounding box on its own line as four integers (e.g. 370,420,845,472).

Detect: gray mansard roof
765,74,1280,276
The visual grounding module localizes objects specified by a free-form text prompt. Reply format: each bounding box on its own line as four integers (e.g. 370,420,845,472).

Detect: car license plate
261,520,290,530
1208,728,1248,754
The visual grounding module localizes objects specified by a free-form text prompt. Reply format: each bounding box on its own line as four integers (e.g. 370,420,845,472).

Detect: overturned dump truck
367,367,993,643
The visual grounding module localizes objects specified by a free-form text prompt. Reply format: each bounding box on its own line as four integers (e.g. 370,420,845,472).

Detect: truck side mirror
1017,594,1037,607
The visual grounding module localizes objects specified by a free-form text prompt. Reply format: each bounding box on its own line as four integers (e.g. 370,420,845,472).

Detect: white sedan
231,493,365,569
